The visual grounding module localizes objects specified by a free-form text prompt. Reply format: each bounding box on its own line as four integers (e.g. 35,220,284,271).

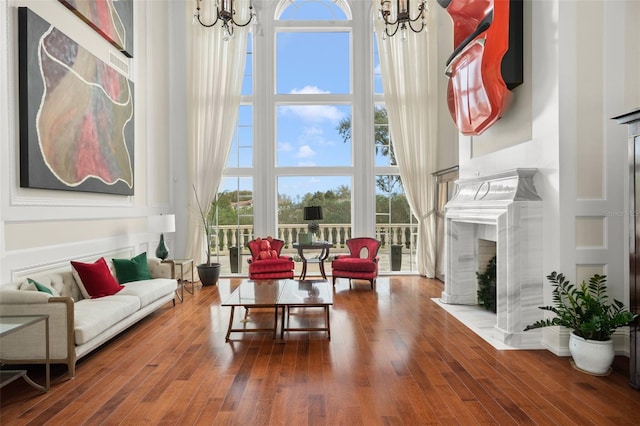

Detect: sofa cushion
112,252,153,283
248,257,295,273
74,295,141,345
71,257,124,299
119,278,177,308
332,257,377,273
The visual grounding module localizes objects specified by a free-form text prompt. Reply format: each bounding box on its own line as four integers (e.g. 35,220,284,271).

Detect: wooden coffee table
278,280,333,340
221,279,333,341
221,280,281,341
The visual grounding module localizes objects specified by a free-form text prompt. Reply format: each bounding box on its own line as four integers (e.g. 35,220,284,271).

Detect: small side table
293,241,333,280
0,315,50,392
162,258,195,302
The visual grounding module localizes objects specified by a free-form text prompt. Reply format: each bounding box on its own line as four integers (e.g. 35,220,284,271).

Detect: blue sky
276,31,351,169
222,1,385,199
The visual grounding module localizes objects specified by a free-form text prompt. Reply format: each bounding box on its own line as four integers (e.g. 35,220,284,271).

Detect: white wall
0,0,178,283
443,0,640,354
433,5,460,173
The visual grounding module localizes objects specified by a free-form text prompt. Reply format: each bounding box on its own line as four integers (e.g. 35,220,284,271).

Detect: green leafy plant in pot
524,271,638,375
193,186,221,286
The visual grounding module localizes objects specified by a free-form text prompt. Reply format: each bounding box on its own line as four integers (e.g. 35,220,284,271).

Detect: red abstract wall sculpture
438,0,522,135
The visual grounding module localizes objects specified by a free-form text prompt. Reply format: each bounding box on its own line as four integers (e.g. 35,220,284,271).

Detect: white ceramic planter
569,332,615,375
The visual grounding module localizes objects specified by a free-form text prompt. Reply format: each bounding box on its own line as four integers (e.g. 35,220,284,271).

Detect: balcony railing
211,223,417,252
209,223,418,275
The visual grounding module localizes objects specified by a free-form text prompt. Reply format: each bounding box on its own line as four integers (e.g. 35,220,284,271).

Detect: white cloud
296,145,316,159
290,86,330,95
301,126,338,147
279,142,293,152
304,126,323,136
282,105,345,122
280,86,346,122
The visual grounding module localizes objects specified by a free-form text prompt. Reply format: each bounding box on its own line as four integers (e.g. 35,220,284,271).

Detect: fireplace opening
476,239,497,312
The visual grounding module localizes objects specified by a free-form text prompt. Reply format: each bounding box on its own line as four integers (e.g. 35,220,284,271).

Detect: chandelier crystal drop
379,0,427,39
193,0,256,39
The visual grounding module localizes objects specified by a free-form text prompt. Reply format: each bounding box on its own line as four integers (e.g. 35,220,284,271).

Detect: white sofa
0,257,177,378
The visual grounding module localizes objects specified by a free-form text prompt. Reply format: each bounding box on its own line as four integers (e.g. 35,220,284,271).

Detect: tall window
215,0,416,274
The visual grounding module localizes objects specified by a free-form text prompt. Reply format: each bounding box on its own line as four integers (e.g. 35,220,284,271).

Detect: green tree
214,190,254,226
336,105,402,193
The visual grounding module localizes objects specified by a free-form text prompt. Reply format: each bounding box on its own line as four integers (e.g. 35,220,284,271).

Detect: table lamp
148,214,176,260
303,206,323,240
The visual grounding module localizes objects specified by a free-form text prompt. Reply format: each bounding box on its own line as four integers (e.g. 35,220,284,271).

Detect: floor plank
1,276,639,425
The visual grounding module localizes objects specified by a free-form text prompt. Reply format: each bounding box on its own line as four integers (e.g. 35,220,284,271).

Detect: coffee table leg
273,307,279,339
226,306,235,341
325,306,331,340
280,306,286,339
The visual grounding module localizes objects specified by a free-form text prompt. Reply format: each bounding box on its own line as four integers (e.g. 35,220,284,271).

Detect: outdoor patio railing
211,223,417,253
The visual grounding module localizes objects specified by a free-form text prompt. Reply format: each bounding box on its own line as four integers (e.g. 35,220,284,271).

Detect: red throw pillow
257,239,274,260
71,257,124,298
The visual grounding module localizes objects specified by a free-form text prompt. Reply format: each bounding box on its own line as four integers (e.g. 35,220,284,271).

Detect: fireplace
442,169,543,348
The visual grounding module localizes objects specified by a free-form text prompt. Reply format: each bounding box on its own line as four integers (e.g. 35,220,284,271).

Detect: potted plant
476,255,497,313
193,186,221,286
524,271,638,375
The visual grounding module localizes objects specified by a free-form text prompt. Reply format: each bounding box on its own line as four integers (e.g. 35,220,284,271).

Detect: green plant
193,185,214,266
476,256,497,313
524,271,638,341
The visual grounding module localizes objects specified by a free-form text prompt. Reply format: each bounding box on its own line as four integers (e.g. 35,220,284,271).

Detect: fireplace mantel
447,168,541,206
442,168,543,348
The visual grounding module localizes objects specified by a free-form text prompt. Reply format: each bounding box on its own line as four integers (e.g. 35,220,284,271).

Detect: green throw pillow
112,252,153,284
28,278,53,295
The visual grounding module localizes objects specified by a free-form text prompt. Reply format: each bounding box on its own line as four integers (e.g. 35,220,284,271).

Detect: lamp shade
303,206,323,221
148,214,176,233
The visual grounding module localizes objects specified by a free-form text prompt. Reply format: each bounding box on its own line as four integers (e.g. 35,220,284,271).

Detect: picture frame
18,7,135,195
58,0,133,58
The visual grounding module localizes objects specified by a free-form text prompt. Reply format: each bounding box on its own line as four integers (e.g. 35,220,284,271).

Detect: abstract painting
59,0,133,58
18,7,134,195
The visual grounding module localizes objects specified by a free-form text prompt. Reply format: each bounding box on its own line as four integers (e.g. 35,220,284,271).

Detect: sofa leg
68,361,76,379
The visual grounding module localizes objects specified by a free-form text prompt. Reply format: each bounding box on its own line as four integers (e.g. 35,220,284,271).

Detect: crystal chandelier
193,0,256,39
379,0,427,39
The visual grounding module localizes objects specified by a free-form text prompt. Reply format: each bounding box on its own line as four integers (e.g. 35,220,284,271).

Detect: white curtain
373,2,438,277
186,1,251,267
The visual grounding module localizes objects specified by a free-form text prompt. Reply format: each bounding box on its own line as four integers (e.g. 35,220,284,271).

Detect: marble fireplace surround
442,169,543,349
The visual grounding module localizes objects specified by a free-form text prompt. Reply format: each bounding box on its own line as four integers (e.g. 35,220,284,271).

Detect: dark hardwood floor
1,276,639,425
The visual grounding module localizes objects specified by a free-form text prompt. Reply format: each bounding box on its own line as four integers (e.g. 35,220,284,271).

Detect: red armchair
331,237,381,289
247,237,295,280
